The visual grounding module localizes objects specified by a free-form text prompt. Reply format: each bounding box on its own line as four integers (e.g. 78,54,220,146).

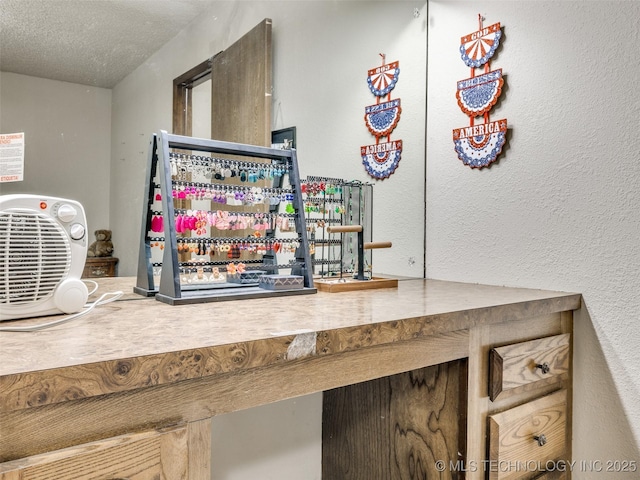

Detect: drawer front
0,425,186,479
534,471,567,479
490,334,570,401
488,389,567,480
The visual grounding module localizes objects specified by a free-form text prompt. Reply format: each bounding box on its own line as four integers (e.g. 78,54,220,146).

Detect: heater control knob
57,204,78,223
69,223,86,241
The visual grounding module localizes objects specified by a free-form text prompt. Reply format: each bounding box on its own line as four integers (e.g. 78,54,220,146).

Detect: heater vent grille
0,209,71,305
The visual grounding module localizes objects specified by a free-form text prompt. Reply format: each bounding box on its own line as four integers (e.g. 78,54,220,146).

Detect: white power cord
83,279,100,296
0,286,123,332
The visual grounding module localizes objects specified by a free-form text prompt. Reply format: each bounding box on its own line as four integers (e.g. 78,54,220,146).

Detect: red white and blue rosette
460,22,502,68
456,69,503,117
364,99,402,138
367,61,400,97
361,140,403,179
452,119,507,168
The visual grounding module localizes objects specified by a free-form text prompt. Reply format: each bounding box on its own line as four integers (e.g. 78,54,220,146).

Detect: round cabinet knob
535,362,551,374
533,434,547,447
56,204,77,223
69,223,86,240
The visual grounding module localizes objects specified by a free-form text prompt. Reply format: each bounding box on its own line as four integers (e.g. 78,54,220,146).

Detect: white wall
111,0,427,279
426,1,640,476
0,72,112,235
110,2,426,479
211,394,322,480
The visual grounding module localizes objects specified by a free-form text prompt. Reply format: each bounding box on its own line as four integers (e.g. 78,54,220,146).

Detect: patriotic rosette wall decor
367,60,400,96
362,56,403,179
453,16,508,168
459,21,502,68
364,99,402,138
456,69,503,117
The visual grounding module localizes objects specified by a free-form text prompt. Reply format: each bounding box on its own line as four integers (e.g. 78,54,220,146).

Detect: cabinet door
0,425,187,480
323,360,467,480
211,18,272,146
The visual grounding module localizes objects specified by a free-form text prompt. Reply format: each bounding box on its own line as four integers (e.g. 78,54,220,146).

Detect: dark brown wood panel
322,360,467,480
211,19,272,146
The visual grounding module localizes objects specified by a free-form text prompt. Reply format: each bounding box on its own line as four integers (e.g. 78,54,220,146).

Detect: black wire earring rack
302,176,374,280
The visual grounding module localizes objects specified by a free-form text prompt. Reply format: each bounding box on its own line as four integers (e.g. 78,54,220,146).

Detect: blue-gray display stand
135,131,315,305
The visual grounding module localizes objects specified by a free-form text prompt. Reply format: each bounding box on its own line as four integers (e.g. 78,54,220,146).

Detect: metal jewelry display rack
135,131,316,305
302,175,349,278
301,177,397,292
303,177,375,279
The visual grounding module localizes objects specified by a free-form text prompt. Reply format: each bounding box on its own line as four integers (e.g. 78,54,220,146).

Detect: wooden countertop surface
0,277,580,412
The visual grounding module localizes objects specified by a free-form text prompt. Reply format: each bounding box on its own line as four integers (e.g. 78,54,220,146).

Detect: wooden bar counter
0,278,580,479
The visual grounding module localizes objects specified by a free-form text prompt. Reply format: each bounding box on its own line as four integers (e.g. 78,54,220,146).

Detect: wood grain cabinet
0,425,190,480
0,279,579,480
485,332,572,480
82,257,118,278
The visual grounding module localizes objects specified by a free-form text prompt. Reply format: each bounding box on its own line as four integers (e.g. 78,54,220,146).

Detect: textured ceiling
0,0,216,88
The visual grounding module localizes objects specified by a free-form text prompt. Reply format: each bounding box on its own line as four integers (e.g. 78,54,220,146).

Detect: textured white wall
0,72,112,235
211,394,322,480
426,1,640,475
110,0,427,279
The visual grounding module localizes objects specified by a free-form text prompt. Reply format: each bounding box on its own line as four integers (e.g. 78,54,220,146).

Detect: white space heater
0,194,89,321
